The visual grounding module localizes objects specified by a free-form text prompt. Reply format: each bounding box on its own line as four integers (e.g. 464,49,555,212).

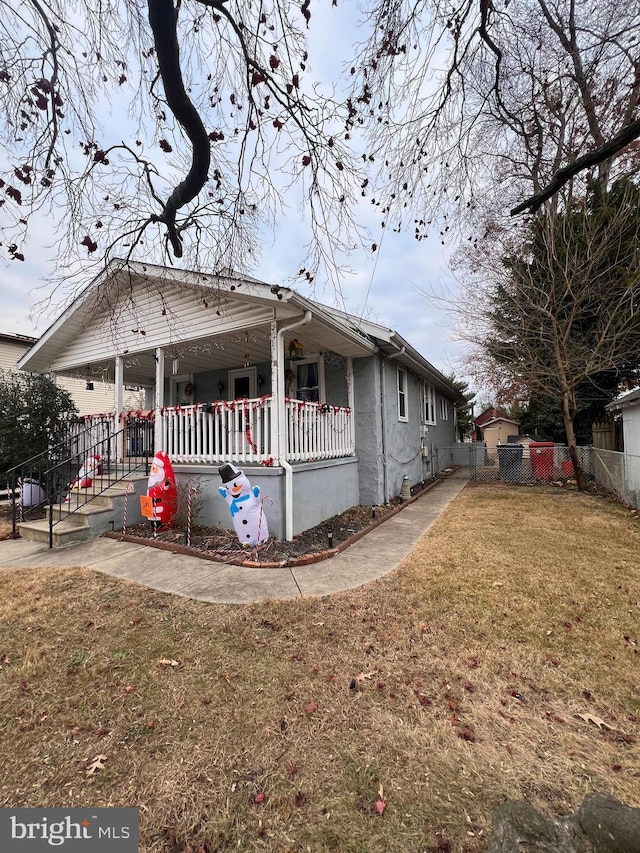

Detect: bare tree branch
511,119,640,215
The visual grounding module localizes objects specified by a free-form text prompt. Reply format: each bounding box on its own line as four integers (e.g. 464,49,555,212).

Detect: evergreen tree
0,371,77,481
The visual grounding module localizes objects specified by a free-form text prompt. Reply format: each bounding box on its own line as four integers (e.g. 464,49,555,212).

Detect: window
228,367,256,400
397,366,408,421
170,374,194,405
294,358,323,402
423,382,436,424
439,396,448,420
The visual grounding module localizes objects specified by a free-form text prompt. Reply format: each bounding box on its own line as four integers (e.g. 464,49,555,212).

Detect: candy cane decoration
186,484,195,546
17,476,23,523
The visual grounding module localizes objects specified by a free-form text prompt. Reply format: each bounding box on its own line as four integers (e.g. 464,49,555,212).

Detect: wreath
184,381,194,396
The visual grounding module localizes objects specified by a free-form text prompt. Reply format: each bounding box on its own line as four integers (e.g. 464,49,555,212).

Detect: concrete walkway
0,471,469,604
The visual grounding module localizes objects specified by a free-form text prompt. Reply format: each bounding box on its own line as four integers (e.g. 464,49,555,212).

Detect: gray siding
354,354,459,505
174,458,359,540
353,356,384,505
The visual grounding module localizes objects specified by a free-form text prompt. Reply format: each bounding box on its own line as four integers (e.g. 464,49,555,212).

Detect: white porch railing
66,413,119,461
284,399,354,461
71,399,355,465
161,399,273,465
160,397,354,464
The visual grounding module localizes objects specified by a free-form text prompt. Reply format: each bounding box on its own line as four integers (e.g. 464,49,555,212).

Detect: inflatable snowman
218,463,269,546
144,450,178,529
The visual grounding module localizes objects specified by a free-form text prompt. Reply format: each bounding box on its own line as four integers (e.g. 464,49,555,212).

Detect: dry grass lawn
0,482,639,853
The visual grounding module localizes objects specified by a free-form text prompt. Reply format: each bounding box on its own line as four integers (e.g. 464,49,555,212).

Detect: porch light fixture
218,381,225,394
257,374,264,389
172,357,180,375
288,338,304,360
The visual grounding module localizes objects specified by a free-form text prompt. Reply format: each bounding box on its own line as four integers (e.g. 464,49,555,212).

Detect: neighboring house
604,389,640,503
506,433,546,459
1,331,143,415
474,407,520,450
605,388,640,457
17,261,464,540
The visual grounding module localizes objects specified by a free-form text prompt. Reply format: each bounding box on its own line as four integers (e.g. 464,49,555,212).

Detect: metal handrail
9,417,153,546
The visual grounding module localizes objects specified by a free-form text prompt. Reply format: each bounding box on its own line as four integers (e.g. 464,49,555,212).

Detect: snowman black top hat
218,463,243,484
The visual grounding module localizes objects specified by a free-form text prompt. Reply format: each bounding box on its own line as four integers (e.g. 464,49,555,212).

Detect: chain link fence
434,443,640,510
592,448,640,510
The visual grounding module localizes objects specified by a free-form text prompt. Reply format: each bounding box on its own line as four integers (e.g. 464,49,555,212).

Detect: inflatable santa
218,463,269,546
142,450,178,529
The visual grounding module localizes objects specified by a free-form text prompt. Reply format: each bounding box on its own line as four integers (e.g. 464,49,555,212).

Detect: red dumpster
530,441,554,480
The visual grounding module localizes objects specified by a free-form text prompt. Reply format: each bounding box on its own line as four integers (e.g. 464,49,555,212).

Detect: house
474,407,520,450
1,331,143,415
603,389,640,504
605,388,640,457
16,260,464,540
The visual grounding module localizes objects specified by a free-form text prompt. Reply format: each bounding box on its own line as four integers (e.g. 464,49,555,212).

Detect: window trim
292,356,325,403
228,366,257,400
397,366,408,422
439,395,449,420
423,381,436,425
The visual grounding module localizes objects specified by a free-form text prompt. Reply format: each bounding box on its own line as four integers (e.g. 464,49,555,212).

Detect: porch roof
310,303,466,402
605,387,640,411
17,261,376,383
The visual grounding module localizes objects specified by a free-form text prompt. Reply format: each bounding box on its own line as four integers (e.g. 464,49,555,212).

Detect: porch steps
17,473,148,547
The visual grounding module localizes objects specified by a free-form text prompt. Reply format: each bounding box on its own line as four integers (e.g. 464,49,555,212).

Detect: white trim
170,372,194,405
292,356,324,402
397,365,408,422
228,366,257,399
423,381,436,425
439,396,449,420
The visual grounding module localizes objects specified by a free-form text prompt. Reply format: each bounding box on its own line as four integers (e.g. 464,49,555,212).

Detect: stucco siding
353,356,384,505
381,359,459,501
174,458,359,540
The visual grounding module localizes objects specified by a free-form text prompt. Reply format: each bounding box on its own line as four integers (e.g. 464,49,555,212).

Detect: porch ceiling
77,318,371,387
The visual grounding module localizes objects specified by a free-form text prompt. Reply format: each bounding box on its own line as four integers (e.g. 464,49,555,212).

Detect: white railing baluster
153,397,353,466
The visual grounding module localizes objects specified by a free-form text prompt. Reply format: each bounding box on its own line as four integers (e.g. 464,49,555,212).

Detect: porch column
269,321,281,460
114,355,125,462
346,356,355,454
154,347,165,453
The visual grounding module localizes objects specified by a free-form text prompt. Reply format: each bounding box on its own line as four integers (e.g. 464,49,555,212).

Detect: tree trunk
560,391,586,489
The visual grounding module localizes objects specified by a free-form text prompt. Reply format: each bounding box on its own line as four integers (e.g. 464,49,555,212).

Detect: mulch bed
104,475,449,568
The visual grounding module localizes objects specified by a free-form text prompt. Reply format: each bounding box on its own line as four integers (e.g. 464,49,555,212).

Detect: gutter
276,310,312,540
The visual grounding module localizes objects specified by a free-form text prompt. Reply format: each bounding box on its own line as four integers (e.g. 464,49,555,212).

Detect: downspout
380,345,405,503
276,310,312,540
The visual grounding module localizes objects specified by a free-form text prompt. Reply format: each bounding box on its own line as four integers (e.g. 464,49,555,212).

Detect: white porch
81,396,355,466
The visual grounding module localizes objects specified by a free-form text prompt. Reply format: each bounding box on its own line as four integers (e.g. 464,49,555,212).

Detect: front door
228,367,256,400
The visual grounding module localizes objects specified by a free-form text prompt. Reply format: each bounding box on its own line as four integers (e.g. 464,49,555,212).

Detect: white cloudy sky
0,0,468,381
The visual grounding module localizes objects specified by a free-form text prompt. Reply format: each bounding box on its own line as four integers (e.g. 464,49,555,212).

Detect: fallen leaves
85,753,107,776
156,658,180,668
578,712,611,730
